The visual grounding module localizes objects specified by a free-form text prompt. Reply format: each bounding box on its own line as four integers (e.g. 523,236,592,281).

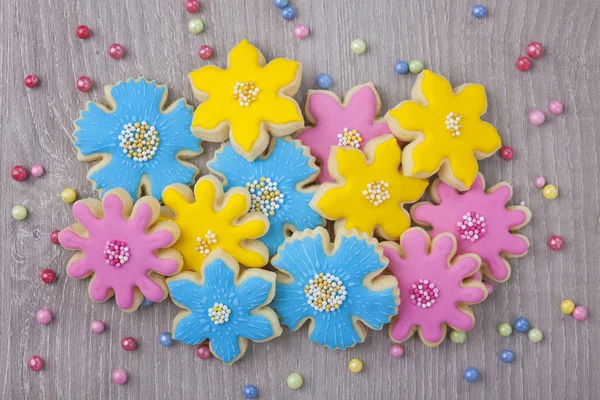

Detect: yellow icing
386,70,501,189
311,135,428,239
189,40,303,157
162,176,269,271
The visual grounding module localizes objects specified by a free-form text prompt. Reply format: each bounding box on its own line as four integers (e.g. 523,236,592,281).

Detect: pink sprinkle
456,211,486,243
112,369,128,385
30,164,44,177
529,110,545,126
549,100,563,115
535,176,546,188
104,240,130,267
36,308,52,325
409,278,439,309
390,344,404,358
91,320,105,333
294,24,310,39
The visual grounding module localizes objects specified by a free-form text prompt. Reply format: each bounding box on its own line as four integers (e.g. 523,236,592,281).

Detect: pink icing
59,194,179,310
412,174,529,282
385,229,486,344
297,85,391,183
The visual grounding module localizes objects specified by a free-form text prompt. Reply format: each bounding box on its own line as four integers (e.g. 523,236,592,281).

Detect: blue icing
74,78,202,201
271,230,398,350
208,138,323,256
168,258,275,363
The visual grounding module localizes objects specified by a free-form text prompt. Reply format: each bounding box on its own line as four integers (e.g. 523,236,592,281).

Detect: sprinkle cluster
337,128,363,148
233,81,260,107
363,180,390,206
208,302,231,325
195,230,217,256
445,112,462,137
119,122,160,162
246,177,284,217
456,211,487,242
304,273,347,312
104,240,130,267
409,279,440,308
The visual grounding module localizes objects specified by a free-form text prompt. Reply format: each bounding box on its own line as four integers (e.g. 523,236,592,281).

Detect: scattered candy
11,165,28,181
527,328,543,343
535,176,546,188
542,184,558,200
36,308,52,325
198,44,213,60
141,298,153,308
287,372,303,389
50,230,60,245
91,320,105,333
30,164,44,177
409,59,425,74
108,44,125,60
112,369,128,385
28,355,43,371
498,322,512,336
529,110,545,126
243,385,258,399
316,73,333,89
450,330,467,344
76,25,91,39
185,0,200,13
61,188,77,203
188,19,204,34
560,299,575,314
500,349,515,363
513,317,529,333
348,358,363,373
549,100,563,115
395,61,409,75
12,205,28,221
483,281,494,295
548,235,564,251
159,332,174,347
76,76,93,92
516,57,532,72
195,344,211,359
472,5,487,19
350,39,367,55
294,24,310,39
273,0,288,8
24,74,39,88
499,146,514,160
526,41,543,59
121,336,137,351
390,344,404,357
281,5,296,20
463,367,480,382
573,306,588,321
41,269,56,284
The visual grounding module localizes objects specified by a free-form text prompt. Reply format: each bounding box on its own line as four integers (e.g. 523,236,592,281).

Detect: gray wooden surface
2,0,599,399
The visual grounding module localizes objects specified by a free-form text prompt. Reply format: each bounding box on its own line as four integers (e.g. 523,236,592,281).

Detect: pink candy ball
573,306,587,321
549,100,563,115
548,235,564,251
390,344,404,358
36,308,52,325
108,43,125,60
91,320,105,333
195,344,211,359
535,176,546,188
76,76,93,92
293,24,310,39
529,110,545,126
112,369,128,385
30,164,44,177
483,281,494,295
28,355,44,371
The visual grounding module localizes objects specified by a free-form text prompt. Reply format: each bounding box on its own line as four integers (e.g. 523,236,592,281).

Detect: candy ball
36,308,52,325
535,176,546,188
76,25,91,39
472,5,487,19
24,74,39,88
91,320,105,333
516,57,532,72
273,0,288,8
395,61,409,75
121,337,137,351
513,317,529,333
41,269,56,284
526,41,543,59
159,332,174,347
188,19,204,34
463,367,480,382
185,0,200,13
11,165,28,181
28,355,43,371
350,39,367,55
316,73,333,89
527,328,543,343
548,235,564,251
483,281,494,295
12,205,28,221
287,372,303,389
195,344,211,359
409,59,425,74
499,146,514,160
390,344,404,357
61,188,77,203
76,76,93,93
500,350,515,363
573,306,588,321
348,358,363,373
112,369,128,385
108,44,125,60
31,164,44,177
141,298,153,308
450,330,467,344
50,230,60,245
294,24,310,39
498,322,512,336
560,299,575,314
243,385,258,399
542,184,558,200
529,110,545,126
198,44,213,60
549,100,563,115
281,6,296,20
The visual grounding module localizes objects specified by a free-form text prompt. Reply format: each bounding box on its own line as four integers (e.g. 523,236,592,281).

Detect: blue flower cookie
270,227,399,350
167,249,282,364
73,78,202,201
208,138,323,256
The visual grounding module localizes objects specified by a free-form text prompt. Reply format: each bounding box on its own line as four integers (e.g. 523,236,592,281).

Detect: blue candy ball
500,349,515,363
159,332,173,347
395,61,409,75
514,317,529,333
316,73,333,89
243,385,258,399
141,298,153,308
273,0,288,9
472,5,487,19
463,367,480,382
281,6,296,20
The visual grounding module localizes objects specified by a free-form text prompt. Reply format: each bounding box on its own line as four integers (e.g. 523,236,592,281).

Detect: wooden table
2,0,599,398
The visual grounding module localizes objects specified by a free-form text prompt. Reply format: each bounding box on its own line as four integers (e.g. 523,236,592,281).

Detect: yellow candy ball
348,358,363,373
561,299,575,314
542,184,558,200
61,188,77,203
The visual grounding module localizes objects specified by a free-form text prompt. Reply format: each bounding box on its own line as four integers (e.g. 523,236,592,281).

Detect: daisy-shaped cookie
270,227,399,350
382,228,487,347
297,83,391,183
168,250,282,364
73,78,202,201
59,189,183,312
189,39,304,161
208,138,323,256
386,70,502,190
310,135,428,240
411,173,531,282
162,176,269,271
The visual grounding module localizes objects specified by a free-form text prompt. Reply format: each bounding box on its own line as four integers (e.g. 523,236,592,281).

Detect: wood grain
2,0,600,398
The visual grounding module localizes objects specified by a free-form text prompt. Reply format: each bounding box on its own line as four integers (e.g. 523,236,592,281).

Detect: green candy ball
12,205,28,221
498,322,512,337
409,59,425,74
450,330,467,344
286,372,303,390
350,39,367,55
188,19,204,34
528,328,543,343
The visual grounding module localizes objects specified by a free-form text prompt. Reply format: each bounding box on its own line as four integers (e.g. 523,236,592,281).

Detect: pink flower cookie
297,83,391,183
60,189,183,312
410,173,531,282
382,228,487,347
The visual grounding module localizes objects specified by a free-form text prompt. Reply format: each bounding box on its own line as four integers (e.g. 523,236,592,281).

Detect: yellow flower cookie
189,40,304,161
162,176,269,271
310,135,428,239
386,70,502,190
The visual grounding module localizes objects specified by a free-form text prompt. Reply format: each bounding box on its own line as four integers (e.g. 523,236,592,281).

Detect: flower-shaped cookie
73,78,202,201
168,250,282,364
189,39,304,161
162,176,269,271
411,174,531,282
208,138,323,256
59,189,183,312
386,70,502,190
270,227,399,350
297,83,391,183
382,228,487,347
310,135,428,239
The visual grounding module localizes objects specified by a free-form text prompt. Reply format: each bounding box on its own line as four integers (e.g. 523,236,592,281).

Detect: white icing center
119,121,160,162
208,302,231,325
195,230,217,256
336,128,363,148
246,177,284,217
445,112,462,137
304,273,347,312
362,180,390,206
